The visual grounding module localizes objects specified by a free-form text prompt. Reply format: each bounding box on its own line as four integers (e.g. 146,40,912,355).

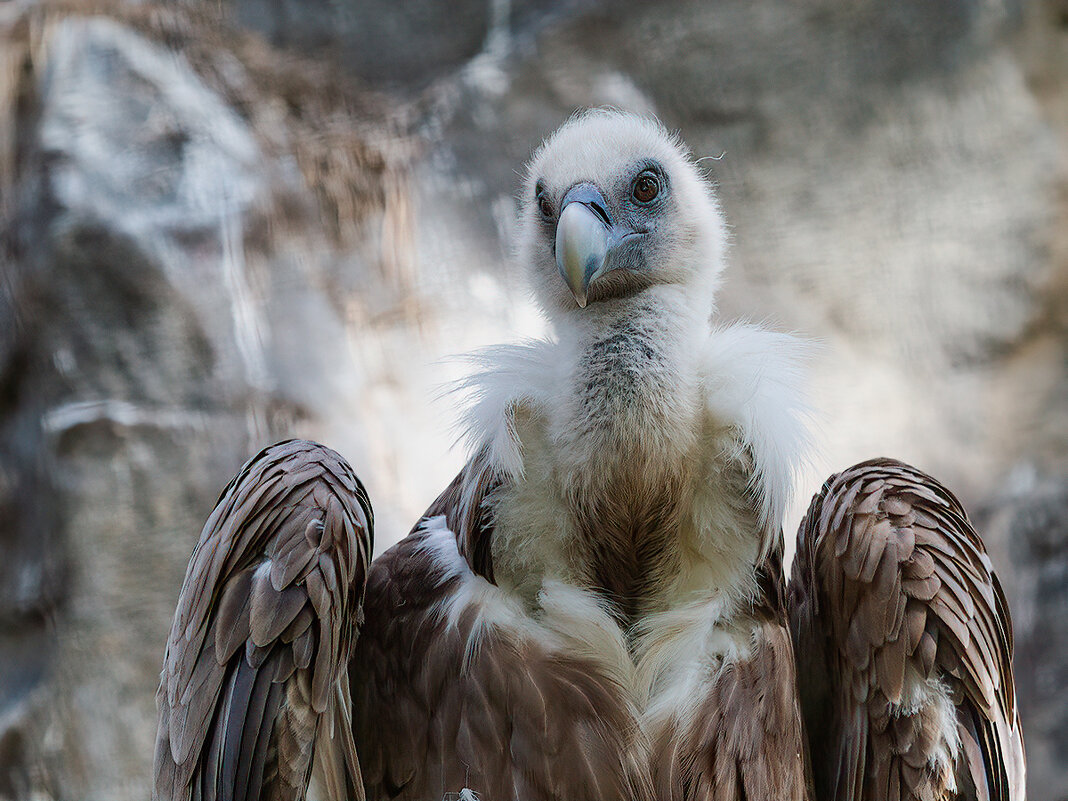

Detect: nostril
587,201,611,228
561,183,613,228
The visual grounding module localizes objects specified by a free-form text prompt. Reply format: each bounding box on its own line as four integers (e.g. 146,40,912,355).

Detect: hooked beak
555,184,620,308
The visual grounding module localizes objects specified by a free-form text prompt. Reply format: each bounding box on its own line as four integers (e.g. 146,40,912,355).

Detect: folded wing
789,458,1025,801
153,440,373,801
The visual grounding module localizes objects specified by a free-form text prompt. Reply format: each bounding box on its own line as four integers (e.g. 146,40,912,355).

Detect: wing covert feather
423,444,502,583
350,521,654,801
154,439,373,801
789,458,1025,801
649,615,812,801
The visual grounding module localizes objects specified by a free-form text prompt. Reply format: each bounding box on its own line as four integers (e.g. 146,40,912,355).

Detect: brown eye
538,193,554,218
535,182,553,219
632,172,660,203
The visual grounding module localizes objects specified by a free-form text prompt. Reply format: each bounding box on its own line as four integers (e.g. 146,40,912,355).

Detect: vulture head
519,109,727,316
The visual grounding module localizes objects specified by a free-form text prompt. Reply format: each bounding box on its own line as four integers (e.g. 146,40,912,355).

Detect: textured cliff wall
0,1,1065,798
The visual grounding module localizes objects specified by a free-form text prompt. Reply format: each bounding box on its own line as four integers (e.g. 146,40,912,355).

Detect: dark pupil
635,176,658,201
538,195,552,217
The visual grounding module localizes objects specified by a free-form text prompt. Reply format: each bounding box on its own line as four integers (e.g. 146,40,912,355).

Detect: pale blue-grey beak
555,184,617,308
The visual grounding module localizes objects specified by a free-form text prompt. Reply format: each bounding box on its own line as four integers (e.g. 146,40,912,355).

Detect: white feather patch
896,671,962,792
415,518,631,679
633,596,749,726
700,323,815,547
448,341,560,479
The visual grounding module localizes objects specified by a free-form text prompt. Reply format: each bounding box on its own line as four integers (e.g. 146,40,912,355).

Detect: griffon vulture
154,110,1025,801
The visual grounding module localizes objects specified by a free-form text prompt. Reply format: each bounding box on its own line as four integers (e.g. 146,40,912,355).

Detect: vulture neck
551,286,707,623
555,285,707,438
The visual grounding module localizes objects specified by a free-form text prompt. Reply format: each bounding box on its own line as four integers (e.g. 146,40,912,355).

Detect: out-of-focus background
0,0,1066,798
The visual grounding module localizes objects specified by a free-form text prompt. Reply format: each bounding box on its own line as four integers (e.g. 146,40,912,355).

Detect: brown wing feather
789,458,1025,801
153,439,373,801
651,616,813,801
350,520,653,801
423,444,501,582
650,539,813,801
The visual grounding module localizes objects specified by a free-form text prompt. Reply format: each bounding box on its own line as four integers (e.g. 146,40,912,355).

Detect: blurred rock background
0,0,1065,798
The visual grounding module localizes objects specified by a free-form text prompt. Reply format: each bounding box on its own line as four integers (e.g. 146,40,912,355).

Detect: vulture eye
535,182,554,219
632,172,660,204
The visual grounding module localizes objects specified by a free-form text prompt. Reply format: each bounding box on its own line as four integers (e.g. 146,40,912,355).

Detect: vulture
154,110,1026,801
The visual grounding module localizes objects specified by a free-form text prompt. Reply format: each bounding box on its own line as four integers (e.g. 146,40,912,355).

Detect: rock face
0,7,417,797
0,1,1066,799
979,474,1068,801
